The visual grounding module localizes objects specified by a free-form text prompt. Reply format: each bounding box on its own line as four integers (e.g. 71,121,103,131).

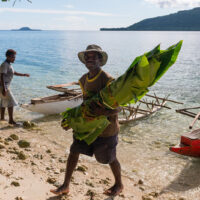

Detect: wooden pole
47,82,79,88
189,112,200,129
139,100,171,109
178,107,200,111
122,107,152,113
145,94,183,104
176,109,200,118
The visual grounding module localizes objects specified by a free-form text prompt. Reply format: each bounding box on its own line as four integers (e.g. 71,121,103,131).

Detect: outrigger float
170,107,200,157
119,94,182,124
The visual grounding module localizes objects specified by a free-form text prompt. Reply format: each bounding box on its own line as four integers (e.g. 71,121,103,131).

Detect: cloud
55,16,86,23
53,16,87,30
144,0,200,8
0,8,113,16
64,4,74,9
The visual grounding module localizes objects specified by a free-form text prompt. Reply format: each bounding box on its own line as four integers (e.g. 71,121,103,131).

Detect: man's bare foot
9,120,17,124
8,121,21,126
8,120,20,125
50,185,69,196
104,184,123,196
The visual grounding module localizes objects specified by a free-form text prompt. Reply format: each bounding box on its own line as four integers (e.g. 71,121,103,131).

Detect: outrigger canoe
21,82,182,124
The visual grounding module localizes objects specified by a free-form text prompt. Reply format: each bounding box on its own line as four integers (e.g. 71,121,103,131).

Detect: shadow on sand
46,195,115,200
46,195,67,200
160,158,200,194
0,122,22,131
32,114,61,124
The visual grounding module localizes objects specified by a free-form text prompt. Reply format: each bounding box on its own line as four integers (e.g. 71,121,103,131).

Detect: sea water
1,30,200,197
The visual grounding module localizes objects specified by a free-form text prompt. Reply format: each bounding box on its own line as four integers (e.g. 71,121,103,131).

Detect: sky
0,0,200,30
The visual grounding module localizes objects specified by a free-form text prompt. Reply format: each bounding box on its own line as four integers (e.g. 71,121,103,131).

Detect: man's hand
24,74,30,77
62,126,71,131
61,119,71,131
2,89,7,96
14,72,30,77
89,101,104,116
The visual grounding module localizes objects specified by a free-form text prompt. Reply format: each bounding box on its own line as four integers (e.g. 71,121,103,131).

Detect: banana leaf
62,41,183,145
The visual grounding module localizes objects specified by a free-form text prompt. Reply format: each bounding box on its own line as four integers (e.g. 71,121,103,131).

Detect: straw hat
78,44,108,67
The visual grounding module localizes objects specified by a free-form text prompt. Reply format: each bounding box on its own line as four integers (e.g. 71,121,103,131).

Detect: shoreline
0,119,143,200
1,113,200,200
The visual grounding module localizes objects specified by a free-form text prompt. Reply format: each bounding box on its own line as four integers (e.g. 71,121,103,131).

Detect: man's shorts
0,87,18,108
70,135,118,164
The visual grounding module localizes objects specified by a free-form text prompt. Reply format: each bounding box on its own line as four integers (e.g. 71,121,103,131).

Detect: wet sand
0,112,200,200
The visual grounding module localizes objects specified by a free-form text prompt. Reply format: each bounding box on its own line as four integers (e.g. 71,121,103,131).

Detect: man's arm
14,72,30,77
90,102,121,117
0,73,7,96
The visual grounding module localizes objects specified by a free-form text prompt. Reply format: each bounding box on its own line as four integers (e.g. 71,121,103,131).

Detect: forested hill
100,7,200,31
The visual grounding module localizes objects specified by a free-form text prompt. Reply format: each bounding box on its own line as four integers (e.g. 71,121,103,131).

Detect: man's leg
8,106,16,124
0,107,6,120
94,136,123,196
50,152,79,195
104,158,123,196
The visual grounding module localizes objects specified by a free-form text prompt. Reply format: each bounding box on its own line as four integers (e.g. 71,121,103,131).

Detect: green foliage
62,41,183,144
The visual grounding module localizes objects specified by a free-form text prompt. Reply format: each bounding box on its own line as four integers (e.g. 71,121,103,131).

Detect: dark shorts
70,135,118,164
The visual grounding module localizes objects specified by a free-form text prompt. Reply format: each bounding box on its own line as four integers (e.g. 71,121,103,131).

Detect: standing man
51,45,123,196
0,49,30,125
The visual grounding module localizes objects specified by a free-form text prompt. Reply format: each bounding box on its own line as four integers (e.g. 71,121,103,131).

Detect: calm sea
1,31,200,196
0,31,199,105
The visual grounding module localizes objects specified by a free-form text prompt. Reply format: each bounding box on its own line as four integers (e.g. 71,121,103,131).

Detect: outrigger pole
176,107,200,118
189,112,200,129
145,93,183,104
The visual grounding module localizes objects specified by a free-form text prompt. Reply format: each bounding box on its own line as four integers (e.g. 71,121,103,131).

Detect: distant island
11,27,41,31
101,7,200,31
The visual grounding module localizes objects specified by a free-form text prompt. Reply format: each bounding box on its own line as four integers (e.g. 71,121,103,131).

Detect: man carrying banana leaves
51,41,182,197
51,45,124,196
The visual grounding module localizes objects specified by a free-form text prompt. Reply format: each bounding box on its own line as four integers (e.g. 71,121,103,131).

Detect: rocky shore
0,115,200,200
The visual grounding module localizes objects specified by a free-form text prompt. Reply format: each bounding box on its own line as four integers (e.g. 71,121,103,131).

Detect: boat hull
170,129,200,157
21,98,83,115
170,143,200,157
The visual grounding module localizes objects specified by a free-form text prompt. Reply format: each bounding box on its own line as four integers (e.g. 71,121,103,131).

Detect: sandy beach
0,113,200,200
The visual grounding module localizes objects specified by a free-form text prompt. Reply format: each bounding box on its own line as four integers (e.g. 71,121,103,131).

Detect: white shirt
0,61,14,88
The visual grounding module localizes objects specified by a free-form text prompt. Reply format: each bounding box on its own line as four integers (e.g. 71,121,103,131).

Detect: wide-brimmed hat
78,44,108,67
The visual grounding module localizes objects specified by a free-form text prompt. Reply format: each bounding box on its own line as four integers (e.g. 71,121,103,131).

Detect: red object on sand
170,129,200,157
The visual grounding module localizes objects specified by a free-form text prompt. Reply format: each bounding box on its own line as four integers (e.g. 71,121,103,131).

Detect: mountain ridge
100,7,200,31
